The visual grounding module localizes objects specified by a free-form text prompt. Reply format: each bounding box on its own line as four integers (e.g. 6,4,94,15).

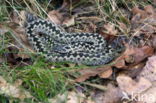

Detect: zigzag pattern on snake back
24,12,125,66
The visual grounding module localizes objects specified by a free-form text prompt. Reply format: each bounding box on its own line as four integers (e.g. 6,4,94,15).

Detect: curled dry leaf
103,23,118,35
99,68,112,78
132,7,147,19
75,66,112,82
66,91,85,103
119,63,145,78
120,56,156,103
83,22,97,33
10,11,21,24
9,23,32,50
48,91,87,103
117,21,128,33
62,16,75,27
0,76,32,100
127,46,154,64
138,56,156,82
114,45,154,69
48,10,75,26
2,12,35,66
5,46,32,66
48,10,63,25
131,5,156,34
117,75,152,95
144,5,155,15
92,84,123,103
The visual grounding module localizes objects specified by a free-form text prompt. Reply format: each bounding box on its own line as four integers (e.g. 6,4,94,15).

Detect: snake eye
65,46,70,49
37,32,46,37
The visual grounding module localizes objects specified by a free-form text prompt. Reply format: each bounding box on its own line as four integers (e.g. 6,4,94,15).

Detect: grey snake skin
24,13,125,66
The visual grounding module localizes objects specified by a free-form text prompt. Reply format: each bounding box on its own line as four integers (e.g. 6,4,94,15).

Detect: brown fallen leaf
47,10,75,26
62,16,75,27
1,12,35,66
117,62,145,80
125,70,156,103
132,55,156,103
128,46,154,64
144,5,155,15
5,46,32,66
117,75,152,95
103,23,118,36
114,45,154,69
0,76,32,100
7,11,34,53
10,11,21,24
99,68,112,78
75,66,112,82
131,5,156,34
138,56,156,82
132,7,147,19
48,10,64,25
83,22,97,33
92,84,123,103
66,91,85,103
48,91,88,103
117,21,128,33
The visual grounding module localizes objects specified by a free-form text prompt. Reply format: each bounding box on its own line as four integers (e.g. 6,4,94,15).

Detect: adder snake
24,13,125,66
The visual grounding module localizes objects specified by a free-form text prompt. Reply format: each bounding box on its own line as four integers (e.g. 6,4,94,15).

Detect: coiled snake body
24,13,125,65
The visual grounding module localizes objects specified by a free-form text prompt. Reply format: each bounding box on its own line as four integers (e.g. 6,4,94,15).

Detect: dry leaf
117,21,128,32
103,23,118,35
48,10,64,25
92,84,123,103
2,18,33,66
99,68,112,78
144,5,154,15
132,7,146,19
114,59,126,69
5,46,32,66
48,91,85,103
48,10,75,26
0,76,32,100
119,63,145,78
63,16,75,27
10,11,21,24
138,56,156,82
75,66,112,82
114,45,154,68
66,91,85,103
83,22,97,33
117,75,152,95
131,5,156,34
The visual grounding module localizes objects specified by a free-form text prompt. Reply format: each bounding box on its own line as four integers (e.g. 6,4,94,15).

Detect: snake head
53,44,73,53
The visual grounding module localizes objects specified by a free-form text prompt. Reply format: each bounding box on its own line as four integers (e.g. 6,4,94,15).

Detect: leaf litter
1,0,156,103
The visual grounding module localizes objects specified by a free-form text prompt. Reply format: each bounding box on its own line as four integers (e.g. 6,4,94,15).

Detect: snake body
24,13,125,65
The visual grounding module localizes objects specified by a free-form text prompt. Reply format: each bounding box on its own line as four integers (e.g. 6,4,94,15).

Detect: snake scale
24,12,125,66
